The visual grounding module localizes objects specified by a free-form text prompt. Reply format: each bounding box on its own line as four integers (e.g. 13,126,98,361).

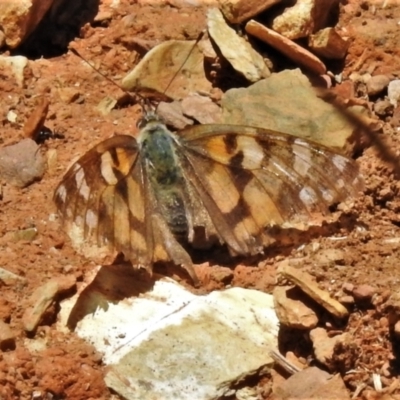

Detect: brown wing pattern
177,124,363,255
53,135,151,264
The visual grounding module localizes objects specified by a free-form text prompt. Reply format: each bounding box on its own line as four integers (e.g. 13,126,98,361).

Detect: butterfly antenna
156,30,205,111
69,47,148,108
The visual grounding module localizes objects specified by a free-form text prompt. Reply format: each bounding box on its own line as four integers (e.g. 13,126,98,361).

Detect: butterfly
54,108,364,284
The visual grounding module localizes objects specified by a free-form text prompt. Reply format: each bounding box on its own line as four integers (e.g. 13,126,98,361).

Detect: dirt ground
2,0,400,399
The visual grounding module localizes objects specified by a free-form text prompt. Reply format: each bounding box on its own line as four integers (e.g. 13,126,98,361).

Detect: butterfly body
54,111,364,283
139,116,189,236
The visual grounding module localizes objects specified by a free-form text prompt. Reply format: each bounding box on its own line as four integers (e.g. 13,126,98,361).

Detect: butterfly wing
54,135,154,265
176,124,363,255
54,134,198,281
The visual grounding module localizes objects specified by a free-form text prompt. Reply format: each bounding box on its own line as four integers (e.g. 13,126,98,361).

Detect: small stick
269,349,302,375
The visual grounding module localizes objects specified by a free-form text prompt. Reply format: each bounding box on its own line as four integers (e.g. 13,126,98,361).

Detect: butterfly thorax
138,120,188,236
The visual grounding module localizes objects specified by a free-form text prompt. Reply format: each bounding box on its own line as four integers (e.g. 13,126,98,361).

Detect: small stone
352,284,376,302
280,265,349,319
3,227,38,242
332,80,354,99
274,366,350,400
46,148,58,173
271,0,339,40
0,0,54,48
374,99,394,117
207,8,270,82
309,28,349,60
394,321,400,338
96,96,117,115
181,94,222,124
157,101,194,130
273,286,318,329
0,139,46,188
0,320,16,351
23,95,49,141
366,75,391,96
338,295,354,305
57,87,82,104
22,275,77,333
0,267,27,286
219,0,282,24
122,40,212,100
342,282,354,293
0,30,5,48
310,327,351,370
315,249,345,265
388,79,400,106
245,20,326,75
0,55,31,87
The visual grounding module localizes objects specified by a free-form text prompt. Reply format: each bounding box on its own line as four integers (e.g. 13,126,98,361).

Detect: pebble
0,139,46,188
366,74,391,96
22,275,77,333
388,79,400,106
308,28,349,60
219,0,282,24
273,286,318,329
0,320,15,351
157,101,194,130
207,8,270,82
181,93,222,124
279,265,349,319
245,20,326,75
342,282,354,293
0,267,27,286
394,320,400,338
374,99,394,117
352,284,376,301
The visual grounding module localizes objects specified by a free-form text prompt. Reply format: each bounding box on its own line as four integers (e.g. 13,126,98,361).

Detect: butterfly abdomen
140,123,189,236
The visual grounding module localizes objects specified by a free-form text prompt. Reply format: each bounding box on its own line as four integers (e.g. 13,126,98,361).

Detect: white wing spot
293,144,312,177
86,209,98,229
299,186,318,206
101,152,118,185
56,184,67,203
75,168,90,200
237,136,264,169
322,190,334,203
332,154,348,172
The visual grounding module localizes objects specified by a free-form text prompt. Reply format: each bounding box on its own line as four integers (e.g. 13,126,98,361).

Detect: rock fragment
122,40,212,100
308,28,349,59
388,79,400,106
0,267,27,286
207,8,270,82
157,101,194,130
245,20,326,75
219,0,282,24
0,0,55,48
366,74,391,96
352,284,376,302
22,276,76,333
273,286,318,329
0,55,31,87
181,93,222,124
273,366,350,400
271,0,339,40
23,95,50,141
0,139,46,188
0,320,16,351
279,265,349,319
310,327,352,370
58,269,279,400
221,69,357,150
